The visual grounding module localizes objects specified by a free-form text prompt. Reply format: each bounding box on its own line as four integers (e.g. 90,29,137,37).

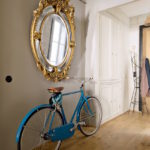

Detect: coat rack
129,55,140,111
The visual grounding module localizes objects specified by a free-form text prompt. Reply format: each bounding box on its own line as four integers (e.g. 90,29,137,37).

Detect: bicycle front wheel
18,106,63,150
79,97,102,136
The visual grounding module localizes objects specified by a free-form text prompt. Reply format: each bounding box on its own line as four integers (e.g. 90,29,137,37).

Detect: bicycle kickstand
55,140,62,150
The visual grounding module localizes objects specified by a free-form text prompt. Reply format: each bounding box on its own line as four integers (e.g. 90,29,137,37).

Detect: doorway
139,25,150,111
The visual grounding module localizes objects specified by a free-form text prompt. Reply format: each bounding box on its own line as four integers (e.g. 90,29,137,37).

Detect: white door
99,12,128,122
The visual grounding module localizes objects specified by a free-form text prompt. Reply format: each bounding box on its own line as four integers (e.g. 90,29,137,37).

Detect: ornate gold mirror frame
31,0,75,82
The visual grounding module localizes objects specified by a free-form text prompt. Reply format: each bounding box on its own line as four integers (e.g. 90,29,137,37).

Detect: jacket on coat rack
145,58,150,88
141,58,149,97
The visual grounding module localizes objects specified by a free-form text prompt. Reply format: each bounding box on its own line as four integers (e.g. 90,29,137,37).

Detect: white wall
86,0,135,14
84,0,135,87
84,1,134,123
0,0,85,149
129,13,149,55
99,9,131,123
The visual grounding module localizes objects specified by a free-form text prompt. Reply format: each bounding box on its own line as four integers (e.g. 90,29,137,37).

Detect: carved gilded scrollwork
31,0,75,82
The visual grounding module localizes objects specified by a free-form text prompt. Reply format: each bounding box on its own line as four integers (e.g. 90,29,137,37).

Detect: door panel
99,12,129,122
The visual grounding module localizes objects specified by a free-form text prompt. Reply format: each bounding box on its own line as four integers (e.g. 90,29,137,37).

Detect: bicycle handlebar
66,77,94,88
81,77,93,87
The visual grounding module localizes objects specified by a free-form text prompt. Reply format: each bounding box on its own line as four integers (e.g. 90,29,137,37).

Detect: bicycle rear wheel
18,106,63,150
79,97,102,136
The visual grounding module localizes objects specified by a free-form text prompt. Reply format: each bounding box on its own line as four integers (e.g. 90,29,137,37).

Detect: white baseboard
101,109,129,124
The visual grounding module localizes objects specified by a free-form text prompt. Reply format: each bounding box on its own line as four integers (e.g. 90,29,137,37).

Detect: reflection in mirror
41,14,68,66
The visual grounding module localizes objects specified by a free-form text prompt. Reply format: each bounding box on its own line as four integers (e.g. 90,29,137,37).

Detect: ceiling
119,0,150,17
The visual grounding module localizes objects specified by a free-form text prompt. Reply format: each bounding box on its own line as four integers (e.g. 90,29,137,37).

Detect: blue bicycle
16,78,103,150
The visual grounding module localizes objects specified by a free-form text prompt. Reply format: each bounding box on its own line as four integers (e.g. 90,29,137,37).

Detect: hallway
61,112,150,150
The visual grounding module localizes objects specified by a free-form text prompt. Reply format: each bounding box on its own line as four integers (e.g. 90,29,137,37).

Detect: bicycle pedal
78,122,86,125
70,126,76,132
70,122,85,132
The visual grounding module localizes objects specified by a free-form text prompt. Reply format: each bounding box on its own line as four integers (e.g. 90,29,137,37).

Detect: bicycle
16,78,103,150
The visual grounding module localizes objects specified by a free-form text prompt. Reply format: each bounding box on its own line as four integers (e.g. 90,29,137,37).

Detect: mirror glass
41,14,68,66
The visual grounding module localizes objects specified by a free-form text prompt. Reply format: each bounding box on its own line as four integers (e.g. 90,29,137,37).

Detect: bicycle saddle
48,87,64,93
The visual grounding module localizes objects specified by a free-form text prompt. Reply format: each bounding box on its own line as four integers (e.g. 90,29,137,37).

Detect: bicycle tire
17,106,63,150
79,97,102,136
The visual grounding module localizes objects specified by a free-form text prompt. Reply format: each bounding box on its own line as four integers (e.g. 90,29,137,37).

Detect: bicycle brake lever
89,77,93,80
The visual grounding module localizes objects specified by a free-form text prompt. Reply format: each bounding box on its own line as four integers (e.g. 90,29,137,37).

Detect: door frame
139,25,150,111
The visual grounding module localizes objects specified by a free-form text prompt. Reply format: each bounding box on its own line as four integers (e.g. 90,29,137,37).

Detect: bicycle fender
16,104,51,143
76,96,91,130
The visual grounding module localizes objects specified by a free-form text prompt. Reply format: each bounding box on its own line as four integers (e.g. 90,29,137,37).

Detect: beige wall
143,28,150,59
0,0,85,149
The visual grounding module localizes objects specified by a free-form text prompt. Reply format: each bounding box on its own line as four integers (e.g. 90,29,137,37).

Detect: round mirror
41,14,68,67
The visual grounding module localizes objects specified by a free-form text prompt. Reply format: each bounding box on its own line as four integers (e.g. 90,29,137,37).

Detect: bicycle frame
46,87,92,141
60,87,91,124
